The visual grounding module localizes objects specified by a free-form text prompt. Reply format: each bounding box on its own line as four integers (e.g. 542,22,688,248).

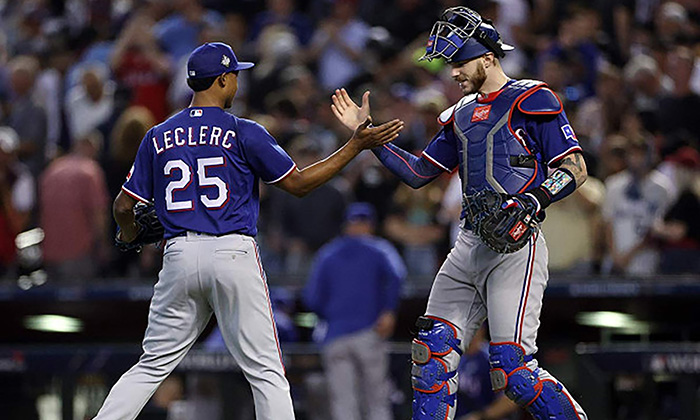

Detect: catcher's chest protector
448,80,549,196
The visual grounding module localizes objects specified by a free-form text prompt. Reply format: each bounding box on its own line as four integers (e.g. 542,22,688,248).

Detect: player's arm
514,87,588,212
113,191,139,242
276,118,403,197
331,88,448,189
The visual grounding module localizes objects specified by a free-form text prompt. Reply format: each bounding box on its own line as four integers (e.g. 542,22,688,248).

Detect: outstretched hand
351,117,403,150
331,88,371,131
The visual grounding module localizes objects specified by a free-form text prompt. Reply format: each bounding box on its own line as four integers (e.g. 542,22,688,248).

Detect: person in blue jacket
303,202,406,420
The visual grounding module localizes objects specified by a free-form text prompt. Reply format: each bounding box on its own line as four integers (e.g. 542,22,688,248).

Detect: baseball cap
344,202,377,224
187,42,254,80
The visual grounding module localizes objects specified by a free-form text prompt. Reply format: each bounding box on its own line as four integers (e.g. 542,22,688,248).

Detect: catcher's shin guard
411,316,461,420
489,342,582,420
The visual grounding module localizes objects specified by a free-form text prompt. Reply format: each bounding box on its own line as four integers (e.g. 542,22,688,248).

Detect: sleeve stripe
548,146,582,166
384,145,438,179
265,163,297,184
422,151,452,173
121,186,152,204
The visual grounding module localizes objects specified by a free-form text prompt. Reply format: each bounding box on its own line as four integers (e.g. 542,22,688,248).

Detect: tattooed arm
523,152,588,212
556,151,588,189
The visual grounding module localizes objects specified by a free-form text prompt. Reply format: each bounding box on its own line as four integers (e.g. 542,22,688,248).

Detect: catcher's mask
421,7,514,63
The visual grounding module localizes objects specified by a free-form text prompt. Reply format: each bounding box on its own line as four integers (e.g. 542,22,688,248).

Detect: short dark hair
186,71,239,92
187,75,218,92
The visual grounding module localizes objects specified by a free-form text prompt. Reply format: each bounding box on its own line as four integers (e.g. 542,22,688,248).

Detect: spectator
541,175,606,274
111,13,171,122
248,0,314,46
575,64,628,153
306,0,371,91
384,180,447,278
303,202,405,420
153,0,224,63
268,138,348,274
656,45,700,149
602,136,673,276
5,55,47,176
0,127,34,276
623,54,671,133
654,146,700,274
40,131,109,282
65,64,115,143
455,326,519,420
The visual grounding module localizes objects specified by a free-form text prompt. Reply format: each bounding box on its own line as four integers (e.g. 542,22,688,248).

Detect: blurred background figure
5,55,47,177
303,202,405,420
40,131,109,283
455,326,519,420
602,137,673,276
306,0,371,92
65,64,115,144
0,126,34,278
654,146,700,274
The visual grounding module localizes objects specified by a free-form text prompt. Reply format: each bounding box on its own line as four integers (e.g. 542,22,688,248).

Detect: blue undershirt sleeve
371,143,443,189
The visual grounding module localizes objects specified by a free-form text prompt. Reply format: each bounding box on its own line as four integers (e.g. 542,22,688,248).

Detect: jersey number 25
164,157,228,211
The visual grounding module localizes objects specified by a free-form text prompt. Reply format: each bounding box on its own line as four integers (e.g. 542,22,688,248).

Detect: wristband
526,167,576,210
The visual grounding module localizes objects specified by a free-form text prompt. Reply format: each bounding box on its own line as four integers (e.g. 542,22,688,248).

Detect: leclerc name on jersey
152,125,236,154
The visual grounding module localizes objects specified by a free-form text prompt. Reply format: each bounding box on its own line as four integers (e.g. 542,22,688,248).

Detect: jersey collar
477,79,514,103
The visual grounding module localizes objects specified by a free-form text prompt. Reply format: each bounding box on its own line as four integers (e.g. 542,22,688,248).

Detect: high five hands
332,88,372,132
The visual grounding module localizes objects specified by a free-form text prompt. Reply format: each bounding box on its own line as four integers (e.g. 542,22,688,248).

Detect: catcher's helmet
421,7,514,63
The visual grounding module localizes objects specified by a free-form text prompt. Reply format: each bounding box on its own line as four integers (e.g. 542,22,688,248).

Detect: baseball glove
464,190,539,254
115,202,165,252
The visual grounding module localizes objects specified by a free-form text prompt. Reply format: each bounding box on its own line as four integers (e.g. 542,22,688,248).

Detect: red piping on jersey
517,235,536,344
382,145,439,179
422,151,452,173
548,146,583,167
121,186,150,204
268,164,298,185
437,112,455,126
476,82,511,103
506,84,548,193
253,243,286,374
517,87,564,115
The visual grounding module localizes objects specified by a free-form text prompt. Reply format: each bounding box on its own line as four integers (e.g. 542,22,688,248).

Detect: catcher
331,7,588,420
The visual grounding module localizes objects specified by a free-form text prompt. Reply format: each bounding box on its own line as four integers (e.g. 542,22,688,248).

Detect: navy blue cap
344,202,377,223
187,42,254,79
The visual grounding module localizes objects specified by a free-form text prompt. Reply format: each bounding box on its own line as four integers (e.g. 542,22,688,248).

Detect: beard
459,61,487,95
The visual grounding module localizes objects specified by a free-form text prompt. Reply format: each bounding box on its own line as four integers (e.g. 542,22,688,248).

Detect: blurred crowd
0,0,699,283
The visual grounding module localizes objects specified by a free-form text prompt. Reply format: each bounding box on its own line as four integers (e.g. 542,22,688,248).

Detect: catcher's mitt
115,202,165,252
464,190,539,254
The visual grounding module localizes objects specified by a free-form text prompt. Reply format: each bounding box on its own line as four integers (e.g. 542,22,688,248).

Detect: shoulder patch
437,94,477,126
517,87,563,115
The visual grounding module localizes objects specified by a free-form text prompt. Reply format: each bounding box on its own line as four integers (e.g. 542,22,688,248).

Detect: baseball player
331,8,588,420
94,42,403,420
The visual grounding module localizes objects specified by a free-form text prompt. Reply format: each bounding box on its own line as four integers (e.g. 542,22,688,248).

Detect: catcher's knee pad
411,316,462,420
489,342,581,420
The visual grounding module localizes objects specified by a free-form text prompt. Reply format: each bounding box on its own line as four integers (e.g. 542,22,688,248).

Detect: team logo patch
221,54,231,67
509,221,528,241
561,124,577,140
471,105,492,122
190,109,203,117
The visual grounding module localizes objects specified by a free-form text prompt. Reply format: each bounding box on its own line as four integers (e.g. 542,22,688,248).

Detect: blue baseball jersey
422,80,581,191
122,107,296,238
